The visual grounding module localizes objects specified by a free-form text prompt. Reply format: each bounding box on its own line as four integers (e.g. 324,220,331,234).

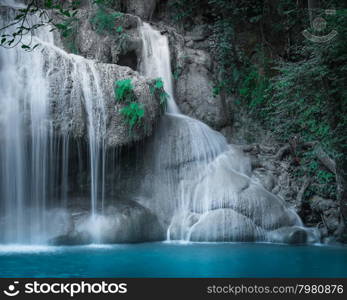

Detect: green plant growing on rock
90,8,123,35
120,102,145,131
114,78,135,102
115,27,129,53
172,68,182,81
93,0,120,8
169,0,200,27
56,16,79,54
149,78,168,111
114,78,145,131
239,67,269,113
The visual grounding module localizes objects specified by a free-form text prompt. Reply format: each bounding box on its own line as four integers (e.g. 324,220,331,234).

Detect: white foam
0,245,57,254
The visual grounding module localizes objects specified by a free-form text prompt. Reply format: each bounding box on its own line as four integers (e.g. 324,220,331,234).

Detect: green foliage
169,0,200,24
207,0,346,200
210,17,242,96
120,102,145,130
90,8,123,35
57,17,79,54
263,8,347,153
149,78,168,111
239,68,269,111
172,68,182,80
293,152,337,199
254,5,346,199
114,79,135,103
0,0,80,50
93,0,119,8
114,79,145,131
212,84,222,98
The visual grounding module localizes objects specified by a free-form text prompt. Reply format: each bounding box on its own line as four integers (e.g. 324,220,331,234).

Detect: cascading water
0,1,318,246
0,5,53,244
140,23,179,114
139,22,311,243
0,2,106,244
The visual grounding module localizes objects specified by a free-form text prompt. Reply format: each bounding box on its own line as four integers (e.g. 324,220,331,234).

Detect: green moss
90,8,123,35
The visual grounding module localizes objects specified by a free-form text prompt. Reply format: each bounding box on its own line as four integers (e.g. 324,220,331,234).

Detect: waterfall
0,6,54,244
0,3,317,245
140,23,179,114
139,23,306,242
0,4,106,244
69,55,107,218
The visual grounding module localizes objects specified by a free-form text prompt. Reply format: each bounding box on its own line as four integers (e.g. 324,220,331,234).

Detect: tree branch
314,146,336,174
296,176,312,204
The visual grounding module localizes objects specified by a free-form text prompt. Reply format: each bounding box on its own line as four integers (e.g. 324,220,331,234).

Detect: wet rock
252,169,276,192
268,226,308,244
50,200,165,245
43,43,162,147
50,231,92,246
166,29,230,130
323,236,342,246
188,209,265,242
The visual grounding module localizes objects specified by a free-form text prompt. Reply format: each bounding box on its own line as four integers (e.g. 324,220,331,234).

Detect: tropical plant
114,78,145,130
0,0,80,50
114,79,135,102
90,8,123,34
120,102,145,130
149,78,168,111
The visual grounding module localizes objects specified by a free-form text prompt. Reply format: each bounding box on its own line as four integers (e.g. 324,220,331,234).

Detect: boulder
188,209,265,242
268,226,308,244
310,196,340,234
51,200,165,245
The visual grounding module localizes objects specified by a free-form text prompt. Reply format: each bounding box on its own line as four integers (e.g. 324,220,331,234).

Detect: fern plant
114,79,135,102
114,78,145,130
91,8,123,34
120,102,145,130
149,78,168,111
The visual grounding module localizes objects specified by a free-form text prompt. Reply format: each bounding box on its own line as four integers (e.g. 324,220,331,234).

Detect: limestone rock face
175,49,228,130
69,9,142,69
123,0,158,20
44,45,161,147
165,28,229,130
55,7,229,137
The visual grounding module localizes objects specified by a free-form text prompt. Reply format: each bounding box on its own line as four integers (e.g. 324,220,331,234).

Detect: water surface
0,243,346,278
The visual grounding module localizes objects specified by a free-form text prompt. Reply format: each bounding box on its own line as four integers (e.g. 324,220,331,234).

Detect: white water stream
0,3,314,244
0,3,106,243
